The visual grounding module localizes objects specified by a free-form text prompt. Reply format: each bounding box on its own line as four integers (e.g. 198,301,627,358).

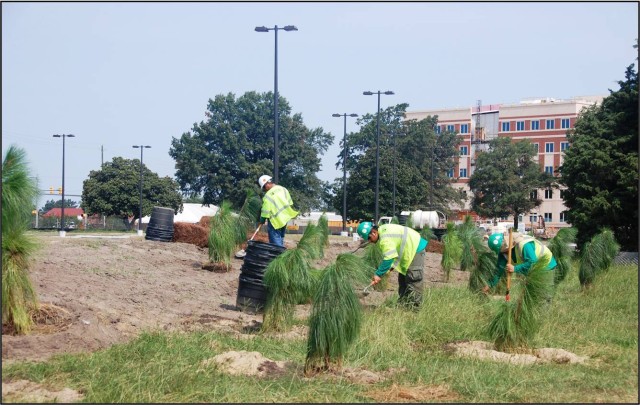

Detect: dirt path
2,233,463,363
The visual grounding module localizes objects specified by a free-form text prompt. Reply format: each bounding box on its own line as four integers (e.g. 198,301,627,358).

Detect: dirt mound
172,222,209,248
426,240,444,254
444,340,588,365
202,350,292,377
2,379,84,403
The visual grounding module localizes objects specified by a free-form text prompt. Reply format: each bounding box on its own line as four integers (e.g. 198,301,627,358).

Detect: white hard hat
258,175,272,190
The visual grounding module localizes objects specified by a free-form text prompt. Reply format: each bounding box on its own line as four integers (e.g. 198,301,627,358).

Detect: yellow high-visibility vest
377,224,421,275
261,185,298,229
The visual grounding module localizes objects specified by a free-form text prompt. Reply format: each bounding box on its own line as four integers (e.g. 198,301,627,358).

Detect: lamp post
52,134,75,237
132,145,151,235
255,24,298,184
332,113,358,233
363,90,394,223
392,128,397,218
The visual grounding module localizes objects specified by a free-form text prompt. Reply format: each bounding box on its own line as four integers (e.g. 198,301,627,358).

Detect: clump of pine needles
441,222,462,282
487,258,554,351
2,146,40,334
236,188,262,240
297,223,324,260
305,253,371,373
548,227,577,285
317,214,330,250
578,228,620,287
360,243,387,291
262,248,316,332
207,201,238,270
457,216,486,272
468,250,498,293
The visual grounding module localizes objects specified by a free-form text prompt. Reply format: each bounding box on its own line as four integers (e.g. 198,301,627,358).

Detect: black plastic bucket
145,207,174,242
236,240,286,313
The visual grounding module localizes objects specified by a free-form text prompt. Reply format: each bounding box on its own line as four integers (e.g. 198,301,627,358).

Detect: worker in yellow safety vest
483,231,557,294
358,222,429,309
258,175,298,247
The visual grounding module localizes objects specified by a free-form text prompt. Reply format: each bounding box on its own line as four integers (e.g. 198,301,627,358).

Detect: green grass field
3,263,637,403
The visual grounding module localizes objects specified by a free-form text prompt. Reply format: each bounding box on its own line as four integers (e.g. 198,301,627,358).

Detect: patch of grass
3,265,637,403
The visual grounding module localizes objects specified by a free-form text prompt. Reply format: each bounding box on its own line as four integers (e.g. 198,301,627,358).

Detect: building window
531,120,540,130
561,118,570,129
447,169,453,178
460,146,468,155
532,143,539,153
561,142,569,151
545,189,553,199
544,212,552,222
459,168,467,178
530,190,538,200
447,125,454,132
501,122,510,132
545,142,554,153
436,125,441,134
560,211,567,223
560,189,566,199
460,124,469,133
546,119,555,129
516,121,525,131
545,166,554,175
529,214,538,223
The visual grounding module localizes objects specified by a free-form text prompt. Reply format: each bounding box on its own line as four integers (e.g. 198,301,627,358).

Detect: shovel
505,228,513,302
235,224,262,258
362,281,375,296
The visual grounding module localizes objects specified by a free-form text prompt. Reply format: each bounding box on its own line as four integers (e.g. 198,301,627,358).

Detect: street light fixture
332,112,358,233
132,145,151,235
255,24,298,183
52,134,75,236
363,90,394,223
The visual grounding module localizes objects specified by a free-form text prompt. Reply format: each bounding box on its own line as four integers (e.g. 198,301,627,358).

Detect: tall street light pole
52,134,75,237
132,145,151,235
363,90,394,223
332,113,358,233
255,24,298,184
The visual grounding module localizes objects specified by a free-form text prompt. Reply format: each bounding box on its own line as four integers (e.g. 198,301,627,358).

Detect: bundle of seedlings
441,222,462,282
487,258,554,351
207,201,239,272
419,226,434,241
304,253,372,374
2,146,40,334
262,247,317,332
578,228,620,288
236,188,262,241
547,227,578,285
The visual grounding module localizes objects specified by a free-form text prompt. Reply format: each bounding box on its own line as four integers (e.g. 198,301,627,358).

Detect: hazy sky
2,2,638,209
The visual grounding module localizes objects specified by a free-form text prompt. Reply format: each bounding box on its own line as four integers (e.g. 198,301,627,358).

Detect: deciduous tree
81,157,183,230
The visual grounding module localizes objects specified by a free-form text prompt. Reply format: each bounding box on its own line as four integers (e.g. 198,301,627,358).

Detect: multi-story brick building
404,95,604,230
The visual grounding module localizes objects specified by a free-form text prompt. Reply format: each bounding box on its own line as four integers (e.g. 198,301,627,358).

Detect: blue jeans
267,221,286,247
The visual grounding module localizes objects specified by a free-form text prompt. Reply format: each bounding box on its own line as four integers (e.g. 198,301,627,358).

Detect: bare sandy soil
2,232,463,364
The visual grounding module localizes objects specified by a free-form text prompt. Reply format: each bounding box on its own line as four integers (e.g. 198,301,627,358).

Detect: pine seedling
469,250,498,292
305,253,371,373
236,188,262,242
548,227,577,284
360,243,387,291
420,227,434,241
487,258,553,351
297,223,324,259
317,214,330,250
207,201,237,270
457,215,484,272
2,146,39,334
578,228,620,287
262,248,316,332
441,222,462,282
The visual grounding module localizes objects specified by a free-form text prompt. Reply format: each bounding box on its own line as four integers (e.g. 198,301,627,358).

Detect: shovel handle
250,224,262,241
506,228,513,301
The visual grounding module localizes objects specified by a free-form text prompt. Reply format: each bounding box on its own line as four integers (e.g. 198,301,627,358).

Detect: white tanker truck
378,209,447,240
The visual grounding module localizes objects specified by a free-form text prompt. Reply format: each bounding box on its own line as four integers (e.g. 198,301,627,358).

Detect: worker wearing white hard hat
258,175,298,247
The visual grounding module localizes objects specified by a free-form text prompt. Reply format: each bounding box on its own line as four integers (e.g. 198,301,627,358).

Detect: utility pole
101,145,104,167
